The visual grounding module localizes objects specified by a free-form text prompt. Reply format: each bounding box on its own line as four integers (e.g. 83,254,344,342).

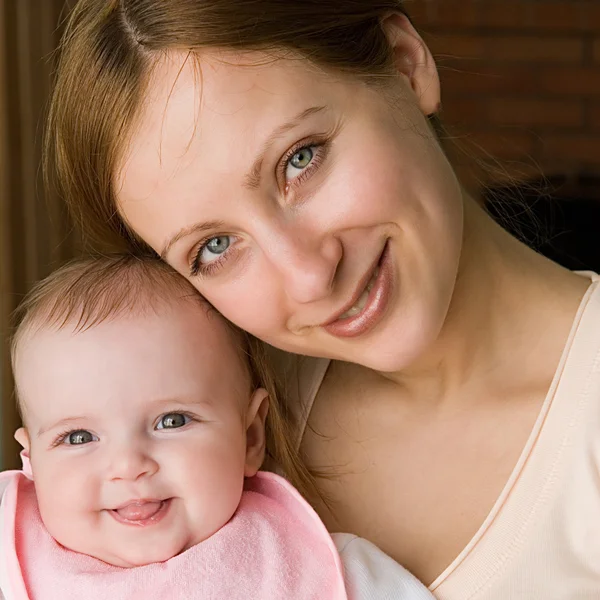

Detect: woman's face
118,29,464,372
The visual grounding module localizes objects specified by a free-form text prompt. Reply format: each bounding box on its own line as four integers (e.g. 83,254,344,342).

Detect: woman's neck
379,196,589,406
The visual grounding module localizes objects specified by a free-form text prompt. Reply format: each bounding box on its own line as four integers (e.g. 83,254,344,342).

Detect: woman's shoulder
557,271,600,389
555,270,600,440
571,271,600,336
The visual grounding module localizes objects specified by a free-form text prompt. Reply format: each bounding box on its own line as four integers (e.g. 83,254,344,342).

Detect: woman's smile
322,240,393,338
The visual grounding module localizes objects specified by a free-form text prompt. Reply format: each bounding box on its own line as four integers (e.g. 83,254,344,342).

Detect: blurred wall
1,1,78,469
0,4,7,470
410,1,600,188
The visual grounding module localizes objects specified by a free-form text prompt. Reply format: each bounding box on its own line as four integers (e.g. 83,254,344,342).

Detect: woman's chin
330,313,444,374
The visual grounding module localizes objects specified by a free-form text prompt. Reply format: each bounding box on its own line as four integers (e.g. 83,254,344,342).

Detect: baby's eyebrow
37,416,88,437
143,395,217,411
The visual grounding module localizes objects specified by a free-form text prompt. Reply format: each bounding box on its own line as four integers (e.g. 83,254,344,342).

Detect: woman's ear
381,12,441,116
244,388,269,478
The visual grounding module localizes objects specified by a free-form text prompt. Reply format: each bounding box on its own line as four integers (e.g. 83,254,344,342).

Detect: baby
1,255,434,600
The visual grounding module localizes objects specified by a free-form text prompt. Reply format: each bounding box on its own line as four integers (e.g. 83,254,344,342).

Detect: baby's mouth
110,498,172,526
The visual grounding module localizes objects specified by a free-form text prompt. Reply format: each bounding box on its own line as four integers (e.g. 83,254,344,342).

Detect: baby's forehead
16,301,250,392
19,298,242,360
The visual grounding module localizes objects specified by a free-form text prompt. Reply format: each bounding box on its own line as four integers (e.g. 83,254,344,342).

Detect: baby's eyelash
50,428,79,448
154,410,197,429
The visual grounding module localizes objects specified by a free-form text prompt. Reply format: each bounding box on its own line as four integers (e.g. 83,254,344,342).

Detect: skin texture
118,19,462,376
14,303,267,568
115,15,592,583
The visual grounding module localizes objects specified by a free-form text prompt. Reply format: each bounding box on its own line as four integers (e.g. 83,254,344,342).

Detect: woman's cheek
202,272,284,336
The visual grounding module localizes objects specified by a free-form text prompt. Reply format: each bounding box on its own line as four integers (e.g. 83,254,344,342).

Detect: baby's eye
156,413,191,430
65,430,97,445
285,146,315,181
198,236,232,265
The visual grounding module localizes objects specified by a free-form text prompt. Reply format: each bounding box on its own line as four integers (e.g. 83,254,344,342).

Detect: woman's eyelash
190,236,234,278
278,138,328,189
189,137,330,278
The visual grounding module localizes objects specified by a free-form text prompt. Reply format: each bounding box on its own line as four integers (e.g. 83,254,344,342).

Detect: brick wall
409,1,600,191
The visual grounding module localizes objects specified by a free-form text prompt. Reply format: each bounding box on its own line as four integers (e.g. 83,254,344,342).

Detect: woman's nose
266,231,342,305
107,442,159,482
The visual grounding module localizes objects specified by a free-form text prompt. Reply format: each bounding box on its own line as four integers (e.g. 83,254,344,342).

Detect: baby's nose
107,444,159,482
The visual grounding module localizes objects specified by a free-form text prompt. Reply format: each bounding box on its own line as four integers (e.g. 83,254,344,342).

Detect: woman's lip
108,498,172,527
322,244,387,327
322,242,392,338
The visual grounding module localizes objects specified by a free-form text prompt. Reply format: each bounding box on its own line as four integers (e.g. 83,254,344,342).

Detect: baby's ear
244,388,269,478
14,428,30,452
15,428,34,478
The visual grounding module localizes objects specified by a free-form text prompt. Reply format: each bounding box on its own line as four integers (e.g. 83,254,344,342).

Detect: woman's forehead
121,53,332,173
130,50,340,153
117,50,351,223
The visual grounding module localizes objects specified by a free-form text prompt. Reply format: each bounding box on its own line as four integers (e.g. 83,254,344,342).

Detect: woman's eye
285,146,315,181
198,236,232,265
156,413,191,430
65,430,97,445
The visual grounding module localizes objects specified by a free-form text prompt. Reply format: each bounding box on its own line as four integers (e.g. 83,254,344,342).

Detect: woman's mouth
322,241,393,338
338,266,380,319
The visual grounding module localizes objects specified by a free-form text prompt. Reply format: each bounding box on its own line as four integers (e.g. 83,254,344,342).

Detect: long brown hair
46,0,415,252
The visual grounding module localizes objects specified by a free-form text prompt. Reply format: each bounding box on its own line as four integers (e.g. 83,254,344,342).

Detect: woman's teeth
339,267,379,319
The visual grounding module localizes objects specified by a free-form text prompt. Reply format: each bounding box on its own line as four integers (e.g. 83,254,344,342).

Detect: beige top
271,272,600,599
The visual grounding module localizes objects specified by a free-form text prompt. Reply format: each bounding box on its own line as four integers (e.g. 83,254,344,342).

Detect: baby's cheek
36,483,76,544
175,435,244,481
34,458,95,518
35,466,102,553
176,436,246,499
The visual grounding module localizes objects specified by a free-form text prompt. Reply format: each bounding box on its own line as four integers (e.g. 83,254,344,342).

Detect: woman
46,1,600,597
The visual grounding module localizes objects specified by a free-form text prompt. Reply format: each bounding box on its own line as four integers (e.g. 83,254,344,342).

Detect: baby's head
11,255,275,567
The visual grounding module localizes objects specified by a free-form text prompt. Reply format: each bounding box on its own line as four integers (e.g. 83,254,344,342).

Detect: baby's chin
64,528,206,568
94,538,195,569
50,509,229,567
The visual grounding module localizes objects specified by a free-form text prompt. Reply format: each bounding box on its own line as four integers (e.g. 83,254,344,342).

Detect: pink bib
0,471,346,600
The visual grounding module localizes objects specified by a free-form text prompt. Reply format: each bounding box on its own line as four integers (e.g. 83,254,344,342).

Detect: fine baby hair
10,254,313,499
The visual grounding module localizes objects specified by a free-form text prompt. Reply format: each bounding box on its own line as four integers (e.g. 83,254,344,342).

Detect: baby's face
14,303,266,567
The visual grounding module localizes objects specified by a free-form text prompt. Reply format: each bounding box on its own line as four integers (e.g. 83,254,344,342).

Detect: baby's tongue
116,501,162,521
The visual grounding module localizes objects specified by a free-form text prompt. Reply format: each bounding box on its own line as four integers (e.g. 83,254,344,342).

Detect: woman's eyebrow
243,105,328,190
161,220,226,260
161,106,328,260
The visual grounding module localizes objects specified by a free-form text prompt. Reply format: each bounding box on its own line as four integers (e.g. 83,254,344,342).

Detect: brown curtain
1,1,79,469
